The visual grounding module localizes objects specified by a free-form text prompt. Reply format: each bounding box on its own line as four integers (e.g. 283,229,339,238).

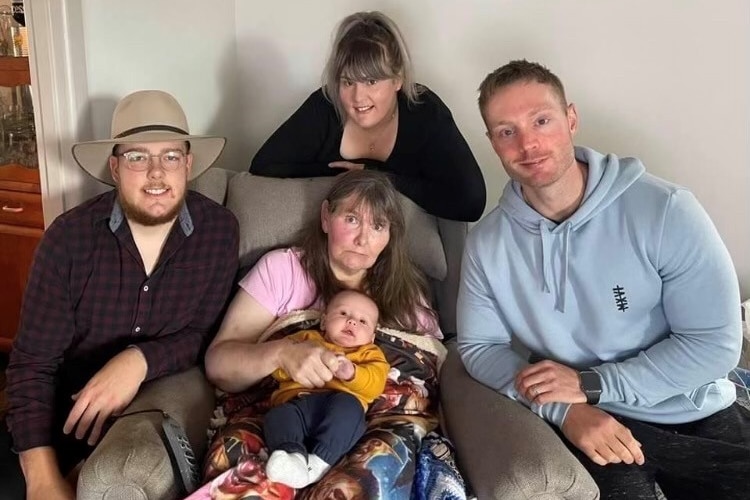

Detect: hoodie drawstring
540,224,553,294
557,223,571,312
540,222,572,313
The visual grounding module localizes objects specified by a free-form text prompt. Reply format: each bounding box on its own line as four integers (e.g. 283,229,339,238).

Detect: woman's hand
329,161,364,171
279,340,336,388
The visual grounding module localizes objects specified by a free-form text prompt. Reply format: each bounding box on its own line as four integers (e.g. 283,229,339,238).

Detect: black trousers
0,417,93,500
563,403,750,500
263,391,366,465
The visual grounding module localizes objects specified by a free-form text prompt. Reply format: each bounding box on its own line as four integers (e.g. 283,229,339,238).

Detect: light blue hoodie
457,146,741,427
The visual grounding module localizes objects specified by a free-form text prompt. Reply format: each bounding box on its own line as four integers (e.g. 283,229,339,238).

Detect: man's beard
118,189,184,226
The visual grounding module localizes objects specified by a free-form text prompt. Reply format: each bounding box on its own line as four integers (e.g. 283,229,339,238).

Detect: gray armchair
75,169,461,498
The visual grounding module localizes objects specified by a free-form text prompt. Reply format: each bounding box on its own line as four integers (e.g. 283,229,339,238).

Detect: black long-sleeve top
249,86,486,222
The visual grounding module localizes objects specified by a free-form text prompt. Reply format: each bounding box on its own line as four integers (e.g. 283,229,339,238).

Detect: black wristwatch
578,370,602,405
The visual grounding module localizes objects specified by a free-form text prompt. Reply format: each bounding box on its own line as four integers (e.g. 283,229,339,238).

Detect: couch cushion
188,167,233,205
226,173,447,280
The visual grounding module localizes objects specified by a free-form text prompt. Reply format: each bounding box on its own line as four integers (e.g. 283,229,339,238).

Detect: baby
263,289,389,489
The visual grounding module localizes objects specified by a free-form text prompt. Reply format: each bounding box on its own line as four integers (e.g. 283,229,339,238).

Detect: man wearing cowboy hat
1,90,239,499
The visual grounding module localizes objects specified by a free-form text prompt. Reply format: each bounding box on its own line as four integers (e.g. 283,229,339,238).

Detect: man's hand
332,355,355,381
278,340,336,388
63,347,147,445
562,404,645,466
329,161,365,171
516,360,587,405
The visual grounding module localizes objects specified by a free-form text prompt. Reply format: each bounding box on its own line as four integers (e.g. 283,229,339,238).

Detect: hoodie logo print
612,285,628,312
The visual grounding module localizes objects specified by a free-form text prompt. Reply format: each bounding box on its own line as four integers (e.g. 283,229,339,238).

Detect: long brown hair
296,170,435,333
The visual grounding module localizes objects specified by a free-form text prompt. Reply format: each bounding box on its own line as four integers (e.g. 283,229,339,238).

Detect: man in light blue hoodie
457,59,748,499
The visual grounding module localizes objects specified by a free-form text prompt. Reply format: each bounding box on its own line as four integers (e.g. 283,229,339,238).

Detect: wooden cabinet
0,57,41,352
0,56,33,87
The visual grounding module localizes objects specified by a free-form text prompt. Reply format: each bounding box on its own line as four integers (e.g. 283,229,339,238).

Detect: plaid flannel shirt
6,189,238,451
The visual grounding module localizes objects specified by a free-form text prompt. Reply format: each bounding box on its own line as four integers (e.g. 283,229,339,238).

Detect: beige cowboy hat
72,90,226,186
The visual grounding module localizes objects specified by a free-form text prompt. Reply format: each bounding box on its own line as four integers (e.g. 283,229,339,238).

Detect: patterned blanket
413,432,467,500
185,310,466,500
730,367,750,410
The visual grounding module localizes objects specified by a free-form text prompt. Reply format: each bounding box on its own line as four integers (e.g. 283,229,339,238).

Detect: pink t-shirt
239,248,320,317
239,248,442,338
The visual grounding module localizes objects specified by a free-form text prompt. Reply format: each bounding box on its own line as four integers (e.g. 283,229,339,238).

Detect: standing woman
250,11,486,222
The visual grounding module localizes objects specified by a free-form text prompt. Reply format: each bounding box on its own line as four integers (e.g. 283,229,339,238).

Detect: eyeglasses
117,150,187,171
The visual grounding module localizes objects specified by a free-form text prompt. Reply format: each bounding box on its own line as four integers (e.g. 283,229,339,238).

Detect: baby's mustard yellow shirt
270,329,389,410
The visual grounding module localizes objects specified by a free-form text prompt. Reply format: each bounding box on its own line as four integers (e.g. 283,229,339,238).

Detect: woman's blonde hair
296,170,435,333
322,11,421,122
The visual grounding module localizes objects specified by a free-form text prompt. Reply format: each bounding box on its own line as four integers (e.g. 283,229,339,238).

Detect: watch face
580,370,602,404
581,371,602,393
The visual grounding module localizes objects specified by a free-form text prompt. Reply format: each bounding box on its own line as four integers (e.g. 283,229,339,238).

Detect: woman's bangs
338,41,393,82
342,192,394,229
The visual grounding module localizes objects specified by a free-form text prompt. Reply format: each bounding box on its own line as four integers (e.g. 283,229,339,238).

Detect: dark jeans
263,391,366,465
562,403,750,500
0,417,93,500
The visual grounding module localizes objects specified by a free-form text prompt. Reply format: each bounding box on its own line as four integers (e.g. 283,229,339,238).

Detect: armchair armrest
77,367,214,500
440,343,599,499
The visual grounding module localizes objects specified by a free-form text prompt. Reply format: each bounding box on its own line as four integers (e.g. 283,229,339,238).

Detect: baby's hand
333,355,355,381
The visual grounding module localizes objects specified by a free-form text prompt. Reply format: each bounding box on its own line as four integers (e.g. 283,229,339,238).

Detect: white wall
80,0,241,169
78,0,750,297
